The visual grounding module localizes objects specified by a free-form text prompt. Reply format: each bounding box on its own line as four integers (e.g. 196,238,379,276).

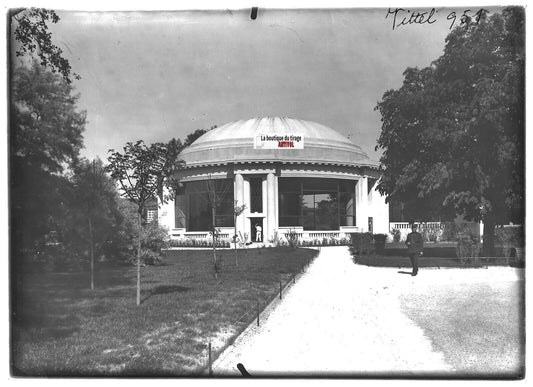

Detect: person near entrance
255,223,262,242
405,223,424,276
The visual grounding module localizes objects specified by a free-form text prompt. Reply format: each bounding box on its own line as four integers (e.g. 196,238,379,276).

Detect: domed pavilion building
157,117,389,244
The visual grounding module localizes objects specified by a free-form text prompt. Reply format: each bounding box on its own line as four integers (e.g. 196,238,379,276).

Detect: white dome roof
180,117,376,168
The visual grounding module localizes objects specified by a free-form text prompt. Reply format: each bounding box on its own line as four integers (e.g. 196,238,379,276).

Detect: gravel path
214,246,458,376
213,246,523,376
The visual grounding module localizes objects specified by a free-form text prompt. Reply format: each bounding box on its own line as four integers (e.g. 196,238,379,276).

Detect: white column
274,175,279,232
368,179,390,235
157,189,175,231
266,173,277,242
234,173,245,238
355,177,369,232
243,178,251,241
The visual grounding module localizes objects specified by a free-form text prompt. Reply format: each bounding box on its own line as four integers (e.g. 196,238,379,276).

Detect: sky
15,5,506,163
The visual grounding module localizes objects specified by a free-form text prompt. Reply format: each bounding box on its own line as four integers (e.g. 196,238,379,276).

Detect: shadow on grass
351,252,524,269
14,312,82,342
141,285,192,304
12,263,137,343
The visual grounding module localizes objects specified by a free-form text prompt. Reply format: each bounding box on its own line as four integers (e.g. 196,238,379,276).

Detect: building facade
157,117,389,244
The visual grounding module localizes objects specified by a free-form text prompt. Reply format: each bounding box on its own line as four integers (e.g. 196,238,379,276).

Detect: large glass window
279,179,301,227
175,185,187,228
250,178,263,213
174,179,234,231
278,178,356,230
339,180,356,226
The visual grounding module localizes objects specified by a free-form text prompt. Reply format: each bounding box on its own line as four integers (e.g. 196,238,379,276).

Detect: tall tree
106,140,183,305
375,7,524,255
10,60,86,257
182,125,216,147
68,158,117,289
11,8,80,83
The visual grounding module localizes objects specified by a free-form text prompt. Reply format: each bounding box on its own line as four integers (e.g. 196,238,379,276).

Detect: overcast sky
34,6,504,163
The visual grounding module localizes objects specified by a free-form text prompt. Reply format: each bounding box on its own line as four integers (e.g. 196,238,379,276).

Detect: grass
11,247,319,376
350,247,524,268
352,254,523,268
399,280,525,377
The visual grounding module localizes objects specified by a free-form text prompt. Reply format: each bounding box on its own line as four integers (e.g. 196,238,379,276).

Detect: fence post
208,341,212,376
279,280,282,300
256,300,259,326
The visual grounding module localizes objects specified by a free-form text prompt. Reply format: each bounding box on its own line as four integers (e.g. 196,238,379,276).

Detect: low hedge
351,233,390,255
383,246,517,258
383,246,457,258
495,226,524,247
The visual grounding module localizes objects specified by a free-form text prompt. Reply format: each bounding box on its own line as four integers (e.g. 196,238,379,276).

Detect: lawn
11,247,319,376
399,279,525,377
351,246,524,268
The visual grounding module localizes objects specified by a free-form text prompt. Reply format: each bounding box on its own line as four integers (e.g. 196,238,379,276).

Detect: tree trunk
212,205,218,279
88,215,94,291
137,211,142,306
483,214,496,258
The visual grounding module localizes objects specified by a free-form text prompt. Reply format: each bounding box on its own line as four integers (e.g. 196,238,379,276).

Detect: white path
213,246,522,376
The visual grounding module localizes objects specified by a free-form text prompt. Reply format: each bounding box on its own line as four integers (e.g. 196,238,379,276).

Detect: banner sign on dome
254,134,304,150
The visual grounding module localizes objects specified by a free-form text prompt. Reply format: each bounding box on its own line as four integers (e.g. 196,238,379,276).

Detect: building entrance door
250,217,263,242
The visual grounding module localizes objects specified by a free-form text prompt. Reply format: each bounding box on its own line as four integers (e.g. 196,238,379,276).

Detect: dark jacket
406,231,424,254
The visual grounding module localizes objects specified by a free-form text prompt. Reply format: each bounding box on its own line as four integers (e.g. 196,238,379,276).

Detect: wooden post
256,300,260,326
279,280,282,300
208,341,212,376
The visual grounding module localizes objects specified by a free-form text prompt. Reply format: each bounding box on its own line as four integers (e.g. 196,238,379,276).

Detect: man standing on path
406,223,424,276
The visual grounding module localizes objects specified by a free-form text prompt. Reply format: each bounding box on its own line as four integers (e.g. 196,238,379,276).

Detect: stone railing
306,231,341,239
184,232,209,239
389,222,443,232
389,222,410,230
278,227,357,241
170,230,231,240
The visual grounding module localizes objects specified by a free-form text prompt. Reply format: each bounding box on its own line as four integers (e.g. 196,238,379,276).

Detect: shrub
391,228,402,243
440,222,456,241
351,232,375,255
285,229,299,248
373,233,388,254
140,222,170,265
455,229,481,265
423,228,443,243
495,226,524,257
140,249,162,266
442,221,480,244
268,231,280,244
142,222,169,251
